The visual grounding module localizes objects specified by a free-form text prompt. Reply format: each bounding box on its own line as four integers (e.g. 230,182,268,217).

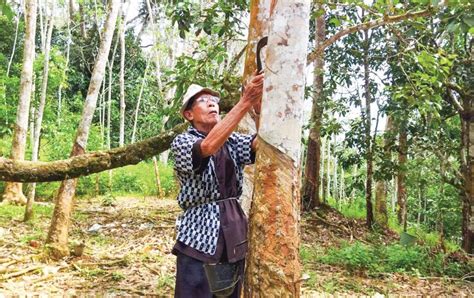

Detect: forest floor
0,196,472,296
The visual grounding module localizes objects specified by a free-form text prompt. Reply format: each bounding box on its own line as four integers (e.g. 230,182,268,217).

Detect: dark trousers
174,252,244,298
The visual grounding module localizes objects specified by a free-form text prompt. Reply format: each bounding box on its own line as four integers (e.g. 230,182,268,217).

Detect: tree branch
307,8,434,64
446,82,467,99
0,123,188,182
445,87,464,114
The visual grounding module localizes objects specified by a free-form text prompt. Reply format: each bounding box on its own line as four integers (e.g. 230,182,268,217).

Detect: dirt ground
0,197,472,296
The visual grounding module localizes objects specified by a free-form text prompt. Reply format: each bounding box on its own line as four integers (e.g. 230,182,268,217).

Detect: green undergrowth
301,240,472,279
326,196,460,252
0,203,53,222
0,204,53,243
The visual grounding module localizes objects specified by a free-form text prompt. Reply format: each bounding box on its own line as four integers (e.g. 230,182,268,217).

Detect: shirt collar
188,126,207,138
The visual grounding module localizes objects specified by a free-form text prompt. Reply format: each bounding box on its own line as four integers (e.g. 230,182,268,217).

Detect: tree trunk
326,136,331,200
397,124,408,231
333,135,338,204
131,59,150,144
118,9,126,147
302,3,324,210
320,137,325,200
79,3,87,38
107,35,119,150
461,91,473,253
363,27,374,228
58,6,72,126
244,1,310,296
6,13,20,78
46,0,120,259
152,156,164,199
24,15,54,221
2,122,180,182
374,117,393,228
238,0,272,215
2,0,37,205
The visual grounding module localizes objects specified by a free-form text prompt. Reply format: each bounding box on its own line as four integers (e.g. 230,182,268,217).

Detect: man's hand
242,71,264,112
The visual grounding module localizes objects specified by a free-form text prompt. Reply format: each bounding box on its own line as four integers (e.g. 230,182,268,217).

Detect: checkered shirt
171,126,255,255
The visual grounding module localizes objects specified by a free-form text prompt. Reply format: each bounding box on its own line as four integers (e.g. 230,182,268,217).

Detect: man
171,73,264,298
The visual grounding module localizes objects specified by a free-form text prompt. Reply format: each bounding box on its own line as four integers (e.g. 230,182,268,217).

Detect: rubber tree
362,23,375,228
2,0,37,205
238,0,273,215
244,1,310,296
25,14,54,221
374,117,393,228
46,0,121,259
397,122,408,231
118,2,127,147
302,0,325,210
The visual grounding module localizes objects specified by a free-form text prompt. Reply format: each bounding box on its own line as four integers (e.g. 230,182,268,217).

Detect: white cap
180,84,220,116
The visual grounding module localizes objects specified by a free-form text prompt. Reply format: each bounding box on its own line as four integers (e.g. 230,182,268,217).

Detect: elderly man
171,73,264,298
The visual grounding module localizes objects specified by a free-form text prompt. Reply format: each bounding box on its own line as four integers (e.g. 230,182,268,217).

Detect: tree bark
6,13,20,78
397,123,408,231
152,156,164,199
24,15,54,221
244,1,310,296
374,117,393,228
118,8,126,147
326,135,331,200
58,5,72,126
2,0,37,205
79,2,87,38
107,34,119,150
238,0,272,215
131,59,150,144
461,92,473,253
46,0,121,259
363,26,374,228
302,2,324,210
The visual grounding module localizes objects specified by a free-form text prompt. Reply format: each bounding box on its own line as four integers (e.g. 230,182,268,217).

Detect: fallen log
0,123,187,182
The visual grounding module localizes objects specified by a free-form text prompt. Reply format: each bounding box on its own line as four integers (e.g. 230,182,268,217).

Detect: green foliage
0,204,53,243
0,203,52,221
73,161,178,198
314,241,472,277
111,271,125,282
79,268,107,279
320,242,375,272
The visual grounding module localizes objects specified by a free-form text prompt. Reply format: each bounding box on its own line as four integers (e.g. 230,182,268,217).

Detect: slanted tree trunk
302,2,324,210
245,1,310,296
0,123,187,183
2,0,37,205
6,13,20,78
238,0,272,215
24,15,54,221
374,117,393,228
46,0,120,259
363,26,374,228
397,123,408,231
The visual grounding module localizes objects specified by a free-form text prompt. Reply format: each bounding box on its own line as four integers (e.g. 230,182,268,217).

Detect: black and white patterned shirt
171,126,255,255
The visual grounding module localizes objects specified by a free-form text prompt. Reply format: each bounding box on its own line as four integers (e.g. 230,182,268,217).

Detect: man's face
183,92,221,129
